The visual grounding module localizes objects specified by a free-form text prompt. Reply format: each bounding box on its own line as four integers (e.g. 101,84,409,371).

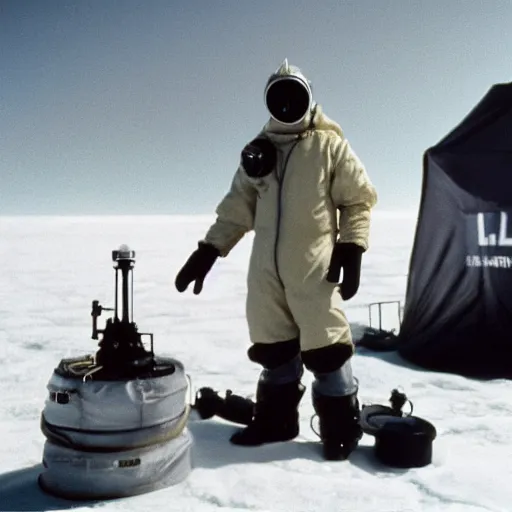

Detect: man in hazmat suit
175,59,377,460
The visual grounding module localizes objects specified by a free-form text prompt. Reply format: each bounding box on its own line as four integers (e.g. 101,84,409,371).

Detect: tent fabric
364,82,512,379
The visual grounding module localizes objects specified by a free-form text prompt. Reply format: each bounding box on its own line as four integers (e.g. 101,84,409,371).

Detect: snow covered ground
1,211,511,512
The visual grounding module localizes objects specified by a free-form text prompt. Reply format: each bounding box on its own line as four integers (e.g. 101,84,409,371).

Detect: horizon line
0,208,419,221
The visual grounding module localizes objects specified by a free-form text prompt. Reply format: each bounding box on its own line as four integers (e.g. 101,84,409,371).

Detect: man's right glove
326,242,364,300
175,242,220,295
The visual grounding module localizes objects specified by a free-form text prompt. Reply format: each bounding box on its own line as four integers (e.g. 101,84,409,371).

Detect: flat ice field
1,211,511,512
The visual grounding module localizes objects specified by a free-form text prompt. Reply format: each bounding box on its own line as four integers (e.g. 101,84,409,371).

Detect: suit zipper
274,139,300,287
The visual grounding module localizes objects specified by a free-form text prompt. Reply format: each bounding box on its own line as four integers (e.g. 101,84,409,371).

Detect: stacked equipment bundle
38,245,193,500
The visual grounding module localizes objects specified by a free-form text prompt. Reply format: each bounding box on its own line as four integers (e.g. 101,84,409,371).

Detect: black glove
326,242,364,300
175,242,220,295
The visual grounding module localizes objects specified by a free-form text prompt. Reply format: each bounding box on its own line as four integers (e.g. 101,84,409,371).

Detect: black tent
364,82,512,379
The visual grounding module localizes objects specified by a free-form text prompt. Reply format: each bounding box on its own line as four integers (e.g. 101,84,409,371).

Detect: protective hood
264,59,314,127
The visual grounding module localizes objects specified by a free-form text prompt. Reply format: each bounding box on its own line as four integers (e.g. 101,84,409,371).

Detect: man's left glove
326,242,364,300
175,242,220,295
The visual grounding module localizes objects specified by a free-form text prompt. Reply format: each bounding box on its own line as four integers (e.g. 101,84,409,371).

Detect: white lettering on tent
477,212,512,246
499,212,512,246
466,255,512,268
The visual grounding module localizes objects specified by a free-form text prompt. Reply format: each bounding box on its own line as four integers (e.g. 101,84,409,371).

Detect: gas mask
241,136,277,179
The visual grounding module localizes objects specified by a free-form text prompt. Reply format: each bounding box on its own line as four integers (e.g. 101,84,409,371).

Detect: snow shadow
188,419,410,476
346,444,410,477
0,464,100,512
188,419,324,468
354,343,423,372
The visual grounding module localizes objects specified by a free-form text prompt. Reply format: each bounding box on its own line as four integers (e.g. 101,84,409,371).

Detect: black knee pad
247,338,300,369
301,343,354,374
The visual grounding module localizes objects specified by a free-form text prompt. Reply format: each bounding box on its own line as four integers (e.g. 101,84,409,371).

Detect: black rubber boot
312,391,363,460
230,379,305,446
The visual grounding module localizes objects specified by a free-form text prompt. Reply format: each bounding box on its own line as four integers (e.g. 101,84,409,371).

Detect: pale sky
2,0,511,215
